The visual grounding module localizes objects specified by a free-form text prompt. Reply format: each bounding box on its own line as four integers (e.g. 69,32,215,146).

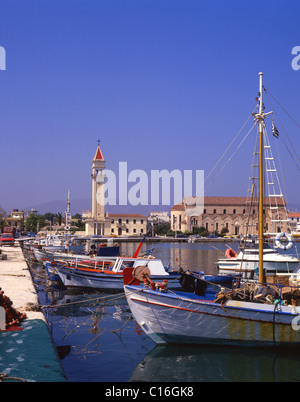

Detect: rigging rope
263,87,300,171
204,122,257,192
194,108,257,196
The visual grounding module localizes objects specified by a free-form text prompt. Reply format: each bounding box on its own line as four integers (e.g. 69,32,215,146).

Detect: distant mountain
23,199,91,215
287,203,300,212
22,199,160,216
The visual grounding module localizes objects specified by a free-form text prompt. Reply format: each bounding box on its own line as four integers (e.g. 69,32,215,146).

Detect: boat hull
46,264,182,291
34,247,67,261
125,285,300,347
218,254,300,278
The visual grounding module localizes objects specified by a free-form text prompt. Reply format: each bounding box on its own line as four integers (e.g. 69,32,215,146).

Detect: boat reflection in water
129,345,300,382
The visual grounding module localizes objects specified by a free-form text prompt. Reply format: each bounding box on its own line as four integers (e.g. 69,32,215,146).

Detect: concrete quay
0,245,66,382
0,245,41,319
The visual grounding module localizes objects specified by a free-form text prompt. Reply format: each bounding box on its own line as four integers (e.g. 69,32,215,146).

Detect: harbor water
27,241,300,382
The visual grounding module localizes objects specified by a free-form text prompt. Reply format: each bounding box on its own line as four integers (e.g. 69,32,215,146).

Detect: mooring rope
0,373,26,382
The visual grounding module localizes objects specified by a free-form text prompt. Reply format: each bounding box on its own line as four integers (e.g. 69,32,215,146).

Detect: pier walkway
0,245,66,382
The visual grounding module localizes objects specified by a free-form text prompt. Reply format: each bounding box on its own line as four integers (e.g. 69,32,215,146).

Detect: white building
148,211,170,224
289,212,300,235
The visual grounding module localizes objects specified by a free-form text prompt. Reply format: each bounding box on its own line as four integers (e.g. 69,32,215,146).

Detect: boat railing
71,256,117,271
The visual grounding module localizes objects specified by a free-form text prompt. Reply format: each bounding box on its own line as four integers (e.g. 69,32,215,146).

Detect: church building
85,145,147,236
171,196,288,236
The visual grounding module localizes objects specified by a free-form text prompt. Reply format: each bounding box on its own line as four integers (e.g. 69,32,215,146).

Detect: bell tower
85,142,107,236
91,144,106,220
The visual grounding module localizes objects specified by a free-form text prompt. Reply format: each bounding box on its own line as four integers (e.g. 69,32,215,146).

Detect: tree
192,226,209,237
25,213,47,233
153,223,170,236
72,213,85,231
0,206,6,231
56,212,63,226
220,227,229,237
44,212,57,224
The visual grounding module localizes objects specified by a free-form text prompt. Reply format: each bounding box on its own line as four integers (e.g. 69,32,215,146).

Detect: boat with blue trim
123,73,300,347
45,256,183,291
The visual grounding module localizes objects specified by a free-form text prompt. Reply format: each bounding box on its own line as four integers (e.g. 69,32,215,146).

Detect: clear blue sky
1,0,300,212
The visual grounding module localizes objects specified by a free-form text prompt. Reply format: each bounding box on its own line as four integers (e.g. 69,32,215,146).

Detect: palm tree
56,212,63,226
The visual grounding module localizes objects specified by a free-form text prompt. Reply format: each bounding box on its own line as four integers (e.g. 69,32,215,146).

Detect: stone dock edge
0,244,66,382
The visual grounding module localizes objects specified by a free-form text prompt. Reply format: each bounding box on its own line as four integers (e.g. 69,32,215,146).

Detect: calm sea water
28,241,300,382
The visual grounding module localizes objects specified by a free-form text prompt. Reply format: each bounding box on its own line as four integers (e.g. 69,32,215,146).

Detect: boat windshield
240,240,273,249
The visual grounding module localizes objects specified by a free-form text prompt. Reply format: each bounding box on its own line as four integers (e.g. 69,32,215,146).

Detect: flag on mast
272,121,279,138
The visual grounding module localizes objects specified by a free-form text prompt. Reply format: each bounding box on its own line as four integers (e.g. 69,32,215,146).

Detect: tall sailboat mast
258,72,265,283
254,73,273,282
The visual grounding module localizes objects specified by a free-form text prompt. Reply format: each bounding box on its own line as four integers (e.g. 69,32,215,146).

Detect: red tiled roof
289,212,300,218
171,196,286,210
171,203,185,211
182,196,286,207
203,196,285,206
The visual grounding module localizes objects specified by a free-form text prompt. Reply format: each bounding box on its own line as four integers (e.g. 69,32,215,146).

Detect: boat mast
258,72,265,283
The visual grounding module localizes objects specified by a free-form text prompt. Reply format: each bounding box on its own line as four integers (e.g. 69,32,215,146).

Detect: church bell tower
91,144,106,220
85,143,107,236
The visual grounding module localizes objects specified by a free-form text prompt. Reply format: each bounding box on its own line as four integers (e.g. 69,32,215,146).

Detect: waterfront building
171,196,288,236
84,145,147,236
289,212,300,235
5,209,25,231
108,213,147,236
148,211,170,224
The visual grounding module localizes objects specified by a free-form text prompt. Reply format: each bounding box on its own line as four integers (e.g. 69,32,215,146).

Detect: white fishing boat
26,190,76,257
45,256,183,291
43,229,190,290
33,241,119,263
123,73,300,347
34,248,77,262
217,238,299,278
32,234,68,254
124,269,300,346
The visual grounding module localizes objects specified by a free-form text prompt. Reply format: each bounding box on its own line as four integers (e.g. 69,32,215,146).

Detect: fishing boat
33,239,119,263
44,229,189,290
45,256,183,291
123,73,300,347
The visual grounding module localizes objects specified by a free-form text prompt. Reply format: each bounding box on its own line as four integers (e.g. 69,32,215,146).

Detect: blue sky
0,0,300,213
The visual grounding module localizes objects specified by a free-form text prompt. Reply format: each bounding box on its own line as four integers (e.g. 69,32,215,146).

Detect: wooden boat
124,266,300,346
123,73,300,347
45,256,183,291
33,244,119,263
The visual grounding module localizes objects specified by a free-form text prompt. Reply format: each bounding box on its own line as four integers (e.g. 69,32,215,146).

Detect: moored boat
45,256,183,291
123,73,300,347
217,240,299,278
123,266,300,346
